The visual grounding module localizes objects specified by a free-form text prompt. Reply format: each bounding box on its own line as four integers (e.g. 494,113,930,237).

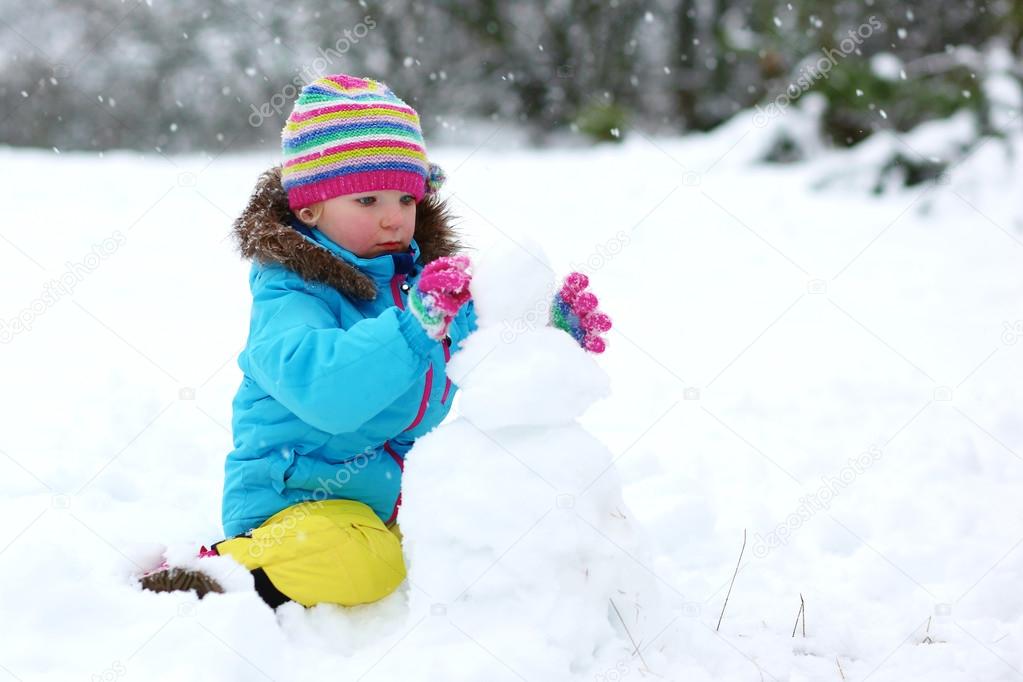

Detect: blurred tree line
0,0,1019,153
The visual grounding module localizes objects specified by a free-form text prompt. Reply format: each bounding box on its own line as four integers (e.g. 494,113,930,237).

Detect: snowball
468,235,556,327
448,325,610,429
449,238,610,428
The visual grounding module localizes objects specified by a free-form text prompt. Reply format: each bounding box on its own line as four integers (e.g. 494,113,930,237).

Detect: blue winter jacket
222,168,476,537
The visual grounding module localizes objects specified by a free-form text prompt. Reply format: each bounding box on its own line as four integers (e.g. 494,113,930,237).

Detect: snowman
396,239,684,680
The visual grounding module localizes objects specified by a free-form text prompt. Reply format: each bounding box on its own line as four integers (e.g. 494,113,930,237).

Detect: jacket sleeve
244,267,438,435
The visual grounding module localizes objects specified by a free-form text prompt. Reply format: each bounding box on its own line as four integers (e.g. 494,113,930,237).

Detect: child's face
300,190,417,258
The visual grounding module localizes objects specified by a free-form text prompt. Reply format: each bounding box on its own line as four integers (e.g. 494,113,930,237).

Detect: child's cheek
358,218,377,250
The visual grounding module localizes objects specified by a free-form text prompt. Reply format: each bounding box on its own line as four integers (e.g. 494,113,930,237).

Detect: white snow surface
0,102,1021,680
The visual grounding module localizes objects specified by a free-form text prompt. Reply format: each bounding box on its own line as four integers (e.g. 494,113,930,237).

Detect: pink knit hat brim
287,169,427,210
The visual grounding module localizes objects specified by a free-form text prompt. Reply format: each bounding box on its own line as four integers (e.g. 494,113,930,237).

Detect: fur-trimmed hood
232,166,463,301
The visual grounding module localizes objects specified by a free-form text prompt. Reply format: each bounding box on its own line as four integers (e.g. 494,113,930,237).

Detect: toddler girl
141,74,609,608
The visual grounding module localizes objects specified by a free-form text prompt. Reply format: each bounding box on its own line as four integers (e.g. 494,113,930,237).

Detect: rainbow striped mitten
408,256,473,340
549,272,613,354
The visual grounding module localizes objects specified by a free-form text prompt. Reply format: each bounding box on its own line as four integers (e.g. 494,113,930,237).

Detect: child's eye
356,196,376,206
400,195,415,205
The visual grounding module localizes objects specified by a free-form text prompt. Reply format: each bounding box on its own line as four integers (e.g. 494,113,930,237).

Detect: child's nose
380,206,402,228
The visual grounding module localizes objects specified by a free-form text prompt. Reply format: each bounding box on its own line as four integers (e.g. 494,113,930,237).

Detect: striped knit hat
280,74,445,210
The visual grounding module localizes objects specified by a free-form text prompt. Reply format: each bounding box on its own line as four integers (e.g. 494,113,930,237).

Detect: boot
139,545,224,598
140,567,224,598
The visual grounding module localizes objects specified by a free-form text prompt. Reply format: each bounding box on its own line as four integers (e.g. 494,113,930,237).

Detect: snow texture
0,95,1021,680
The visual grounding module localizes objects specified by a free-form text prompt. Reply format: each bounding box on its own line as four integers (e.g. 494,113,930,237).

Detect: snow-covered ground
0,99,1021,680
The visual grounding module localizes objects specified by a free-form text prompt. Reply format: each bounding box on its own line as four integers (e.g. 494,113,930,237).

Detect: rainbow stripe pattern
550,272,613,354
407,256,473,340
281,74,432,210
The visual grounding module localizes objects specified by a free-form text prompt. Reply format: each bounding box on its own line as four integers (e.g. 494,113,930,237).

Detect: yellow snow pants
213,499,406,608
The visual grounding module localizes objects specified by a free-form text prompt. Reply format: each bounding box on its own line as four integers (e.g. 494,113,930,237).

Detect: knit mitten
549,272,613,354
408,255,473,340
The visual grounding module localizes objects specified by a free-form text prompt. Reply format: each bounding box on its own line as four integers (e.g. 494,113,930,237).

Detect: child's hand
549,272,612,354
408,255,473,340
